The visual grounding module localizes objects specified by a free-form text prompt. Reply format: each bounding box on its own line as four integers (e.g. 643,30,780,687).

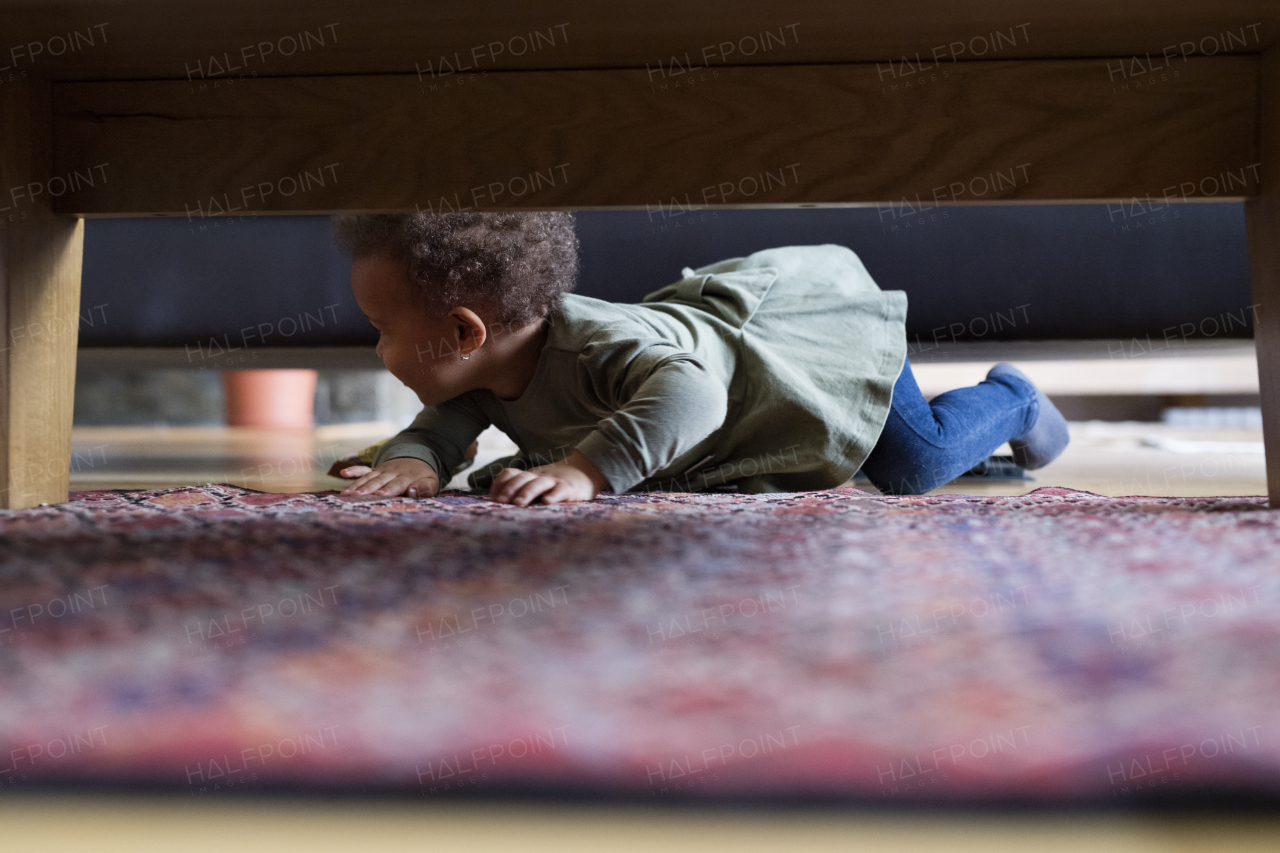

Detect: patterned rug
1,484,1277,804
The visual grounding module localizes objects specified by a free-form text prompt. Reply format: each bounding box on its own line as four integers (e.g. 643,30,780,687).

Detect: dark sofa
79,205,1254,352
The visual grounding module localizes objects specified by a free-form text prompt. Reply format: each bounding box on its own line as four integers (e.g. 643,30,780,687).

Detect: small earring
460,352,470,361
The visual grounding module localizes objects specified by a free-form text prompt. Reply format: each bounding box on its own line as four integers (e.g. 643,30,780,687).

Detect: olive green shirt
374,244,908,494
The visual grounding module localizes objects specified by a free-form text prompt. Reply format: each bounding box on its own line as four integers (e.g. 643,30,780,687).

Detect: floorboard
66,421,1267,498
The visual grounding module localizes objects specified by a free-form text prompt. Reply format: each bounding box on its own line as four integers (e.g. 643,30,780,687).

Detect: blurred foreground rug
1,484,1278,804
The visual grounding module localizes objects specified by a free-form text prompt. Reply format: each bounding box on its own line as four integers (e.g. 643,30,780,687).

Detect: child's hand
338,457,440,498
488,450,609,506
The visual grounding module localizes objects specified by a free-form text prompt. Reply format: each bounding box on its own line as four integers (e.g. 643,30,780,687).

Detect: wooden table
4,1,1280,507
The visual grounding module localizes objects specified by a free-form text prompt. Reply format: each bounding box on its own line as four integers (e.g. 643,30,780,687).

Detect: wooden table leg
0,79,83,508
1246,47,1280,508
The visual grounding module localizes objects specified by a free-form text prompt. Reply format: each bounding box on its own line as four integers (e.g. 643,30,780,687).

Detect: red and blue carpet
0,484,1276,803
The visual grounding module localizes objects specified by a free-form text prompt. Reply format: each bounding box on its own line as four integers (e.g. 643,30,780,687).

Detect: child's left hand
488,450,610,506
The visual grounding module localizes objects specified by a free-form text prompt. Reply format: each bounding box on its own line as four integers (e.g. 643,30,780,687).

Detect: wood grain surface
0,79,84,508
1245,48,1280,507
52,57,1256,214
0,1,1276,80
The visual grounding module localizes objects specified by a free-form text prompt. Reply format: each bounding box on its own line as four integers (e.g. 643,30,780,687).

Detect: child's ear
451,307,488,352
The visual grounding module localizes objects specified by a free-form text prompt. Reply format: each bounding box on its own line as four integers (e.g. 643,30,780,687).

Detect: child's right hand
338,457,440,498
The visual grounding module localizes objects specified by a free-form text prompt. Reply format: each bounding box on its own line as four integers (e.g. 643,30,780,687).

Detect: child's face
350,255,480,405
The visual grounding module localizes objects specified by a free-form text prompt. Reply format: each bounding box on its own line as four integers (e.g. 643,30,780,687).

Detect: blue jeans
859,359,1039,495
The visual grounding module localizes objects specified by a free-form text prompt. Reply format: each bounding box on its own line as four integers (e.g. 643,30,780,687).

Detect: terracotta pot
222,369,317,429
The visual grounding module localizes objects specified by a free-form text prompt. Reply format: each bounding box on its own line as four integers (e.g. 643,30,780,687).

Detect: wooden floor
936,421,1266,498
68,421,396,494
67,421,1268,498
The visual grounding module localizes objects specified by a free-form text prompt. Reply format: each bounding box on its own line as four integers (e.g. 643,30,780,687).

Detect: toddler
332,212,1068,505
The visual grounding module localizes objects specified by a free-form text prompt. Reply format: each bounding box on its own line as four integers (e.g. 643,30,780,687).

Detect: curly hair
331,211,579,328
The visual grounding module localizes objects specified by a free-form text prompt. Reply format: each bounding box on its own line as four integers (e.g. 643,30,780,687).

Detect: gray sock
986,363,1070,470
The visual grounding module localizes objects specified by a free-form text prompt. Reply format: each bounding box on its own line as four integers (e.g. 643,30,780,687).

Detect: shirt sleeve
574,341,729,493
372,394,491,484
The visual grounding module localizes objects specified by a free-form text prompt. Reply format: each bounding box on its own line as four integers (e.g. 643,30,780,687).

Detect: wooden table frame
3,3,1280,507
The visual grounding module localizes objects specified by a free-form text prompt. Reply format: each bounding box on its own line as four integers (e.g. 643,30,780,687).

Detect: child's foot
986,363,1070,470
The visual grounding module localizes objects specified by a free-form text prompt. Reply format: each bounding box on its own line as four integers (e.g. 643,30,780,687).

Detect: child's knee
867,464,939,496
